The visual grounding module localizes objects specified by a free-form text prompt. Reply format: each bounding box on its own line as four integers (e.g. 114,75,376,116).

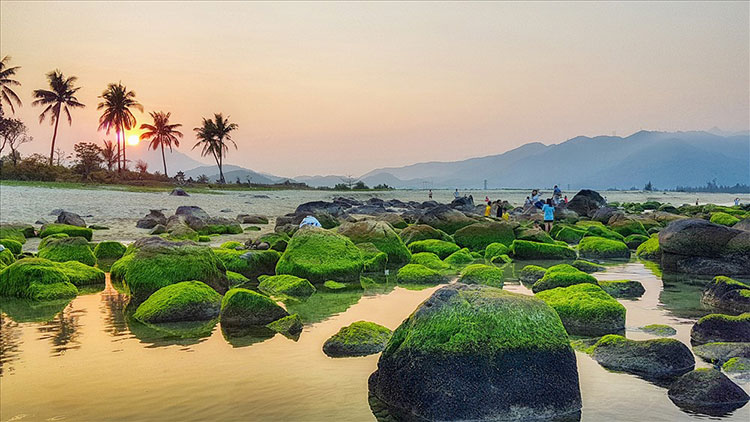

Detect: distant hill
182,164,290,184
127,146,208,175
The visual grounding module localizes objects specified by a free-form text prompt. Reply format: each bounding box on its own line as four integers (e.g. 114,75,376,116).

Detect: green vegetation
722,357,750,373
459,264,504,287
0,248,15,270
515,227,555,244
0,223,34,244
38,233,69,249
623,234,649,248
323,321,392,357
323,280,348,290
38,236,97,266
226,270,249,287
444,248,475,268
256,232,289,252
276,228,364,283
133,280,222,323
453,222,515,251
93,241,126,260
519,264,546,284
531,264,597,293
536,283,626,336
692,342,750,364
510,239,576,260
571,260,604,273
641,324,677,337
578,236,630,259
582,225,625,242
0,239,23,255
220,287,289,326
410,252,450,270
0,258,78,300
39,223,93,241
258,274,316,299
553,226,586,244
214,248,279,278
407,239,460,259
396,264,447,284
197,235,211,242
590,334,694,377
609,219,647,237
357,243,389,272
484,242,510,261
598,279,645,298
56,261,105,286
338,220,411,265
635,234,661,260
220,241,245,250
710,212,740,226
266,313,303,337
398,224,451,245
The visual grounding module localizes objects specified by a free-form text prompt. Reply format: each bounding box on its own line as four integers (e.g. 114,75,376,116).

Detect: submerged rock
667,369,749,415
133,281,222,323
323,321,392,357
590,335,694,378
690,313,750,344
536,283,626,336
701,276,750,313
368,284,582,421
692,342,750,364
598,279,645,298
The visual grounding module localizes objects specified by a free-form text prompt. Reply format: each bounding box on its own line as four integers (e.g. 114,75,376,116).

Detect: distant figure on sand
735,197,740,206
496,200,504,218
300,215,322,228
563,195,568,204
484,201,492,217
428,190,433,200
454,189,460,199
542,199,555,232
485,196,490,204
696,199,699,206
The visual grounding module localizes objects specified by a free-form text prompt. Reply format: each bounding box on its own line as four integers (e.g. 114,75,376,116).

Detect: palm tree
101,139,118,171
32,70,85,165
193,113,238,184
139,111,183,177
0,56,22,114
97,82,142,172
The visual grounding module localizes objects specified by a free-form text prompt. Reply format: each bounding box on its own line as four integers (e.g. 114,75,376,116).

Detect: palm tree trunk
121,128,126,171
218,153,225,184
117,129,121,172
48,110,61,166
161,143,168,177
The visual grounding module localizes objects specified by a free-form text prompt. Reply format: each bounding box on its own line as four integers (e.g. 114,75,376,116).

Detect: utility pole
484,179,488,190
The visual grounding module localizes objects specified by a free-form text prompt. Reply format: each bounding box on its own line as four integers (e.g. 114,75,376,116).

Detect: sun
127,135,140,146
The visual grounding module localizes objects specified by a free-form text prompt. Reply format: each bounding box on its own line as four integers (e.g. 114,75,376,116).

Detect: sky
1,1,748,177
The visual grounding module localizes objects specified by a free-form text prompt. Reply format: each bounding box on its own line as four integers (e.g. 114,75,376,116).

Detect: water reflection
125,315,218,348
0,297,71,323
100,280,131,338
285,283,365,324
37,303,84,356
0,314,21,376
220,324,276,348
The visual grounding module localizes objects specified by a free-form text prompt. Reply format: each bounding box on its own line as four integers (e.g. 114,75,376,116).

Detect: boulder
0,258,78,300
567,189,606,217
372,213,407,229
169,188,189,196
515,226,554,244
452,222,515,251
133,280,222,323
641,324,677,337
710,212,740,227
213,249,279,279
444,248,475,268
510,239,577,260
368,284,582,421
531,264,597,293
734,218,750,232
722,357,750,374
591,207,621,224
578,236,630,260
93,241,127,261
338,220,411,265
692,342,750,365
219,288,289,327
56,211,86,227
37,236,96,266
624,234,649,249
0,247,15,270
668,369,749,415
398,224,450,245
149,224,167,235
590,335,694,378
598,279,645,298
607,215,648,237
519,265,546,284
0,239,22,255
294,201,344,217
458,264,504,288
136,210,167,229
323,321,392,357
484,242,510,261
635,234,661,261
237,214,268,224
407,239,460,259
39,224,93,241
536,283,626,336
257,274,316,299
396,264,448,285
56,261,105,286
266,314,303,337
701,276,750,313
410,252,449,271
250,233,289,252
690,313,750,344
415,205,477,234
275,227,363,283
571,259,604,273
0,223,34,244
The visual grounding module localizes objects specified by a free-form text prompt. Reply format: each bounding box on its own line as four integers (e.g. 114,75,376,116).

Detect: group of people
483,197,509,220
521,185,568,232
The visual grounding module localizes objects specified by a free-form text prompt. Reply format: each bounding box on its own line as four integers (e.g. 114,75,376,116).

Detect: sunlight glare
127,135,140,146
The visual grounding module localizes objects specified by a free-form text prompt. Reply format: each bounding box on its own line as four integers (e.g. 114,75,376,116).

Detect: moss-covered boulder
398,224,451,245
0,258,78,300
578,236,630,260
635,234,661,260
571,259,604,273
531,264,597,293
692,342,750,364
39,223,93,241
519,265,546,284
0,223,34,244
93,240,126,262
38,236,96,266
483,242,509,261
396,264,448,285
368,284,582,421
220,287,289,327
459,264,504,287
214,249,280,279
453,222,515,251
641,324,677,337
407,239,460,259
323,321,392,357
701,276,750,313
510,240,577,260
357,243,388,272
256,232,290,252
608,217,647,237
514,226,554,244
276,227,363,283
415,206,477,234
133,280,222,323
598,279,645,298
624,234,649,249
722,357,750,374
338,220,411,265
258,274,316,299
56,261,105,286
690,313,750,344
226,270,249,286
410,252,449,270
590,335,694,378
536,283,626,336
0,247,15,270
0,239,22,255
583,224,625,242
553,226,586,244
668,369,749,414
219,240,245,250
266,313,303,337
710,212,740,227
444,248,475,268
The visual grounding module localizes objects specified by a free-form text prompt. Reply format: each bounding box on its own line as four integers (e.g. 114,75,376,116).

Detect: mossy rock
635,234,661,261
0,248,15,270
258,274,316,299
396,264,448,285
245,226,262,232
276,227,363,283
368,284,582,421
266,313,303,338
623,234,649,249
578,236,630,260
710,212,740,227
690,313,750,344
214,249,280,279
38,233,69,248
220,288,289,327
668,369,749,414
519,265,546,284
196,220,243,235
0,223,34,244
553,226,586,244
453,222,515,251
0,239,22,255
398,224,451,245
459,264,504,287
357,242,389,273
220,241,245,250
0,258,78,300
531,264,597,293
133,280,222,323
407,239,460,259
490,254,512,265
410,252,450,270
484,242,510,262
641,324,677,337
197,235,211,242
257,232,289,252
608,218,648,237
536,283,626,336
701,276,750,313
88,224,109,230
692,342,750,364
39,223,93,241
166,223,199,241
338,220,411,265
722,357,750,373
444,248,476,268
38,236,97,266
226,270,249,287
514,227,554,244
93,241,126,261
590,334,694,378
583,225,625,242
571,259,604,273
323,320,392,357
510,240,577,260
56,261,105,286
598,279,645,298
323,280,348,290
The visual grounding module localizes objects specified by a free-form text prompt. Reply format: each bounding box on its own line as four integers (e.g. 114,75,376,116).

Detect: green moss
214,249,280,278
571,260,604,273
531,264,597,293
609,219,647,237
0,258,78,300
109,253,134,283
410,252,450,270
398,224,452,245
519,265,547,283
407,239,460,259
220,241,245,250
484,242,510,262
357,243,389,272
197,222,243,235
397,264,448,284
575,220,604,228
93,241,126,260
722,357,750,372
226,270,249,287
583,225,625,242
459,264,504,287
324,280,348,290
266,313,303,337
38,233,69,249
338,220,411,265
515,227,555,244
245,226,262,232
165,224,199,241
197,235,211,242
39,224,93,241
322,321,392,357
133,280,222,323
554,226,586,244
536,284,626,336
578,236,630,259
444,248,476,268
258,274,316,299
641,324,677,337
37,236,97,266
598,279,645,298
710,212,740,226
490,254,512,265
453,222,515,251
0,224,34,244
510,239,577,260
0,239,22,255
0,248,15,270
635,234,661,260
256,232,289,252
56,261,105,286
220,287,289,326
276,227,363,283
623,234,649,248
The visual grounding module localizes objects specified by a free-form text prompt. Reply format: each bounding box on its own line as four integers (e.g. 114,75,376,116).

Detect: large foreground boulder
0,258,78,300
276,227,364,283
133,280,222,323
701,276,750,313
368,284,582,421
668,369,749,415
567,189,606,217
323,321,392,357
590,335,694,378
337,220,411,265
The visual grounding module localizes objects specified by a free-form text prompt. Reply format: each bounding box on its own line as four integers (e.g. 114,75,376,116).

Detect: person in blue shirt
541,198,555,232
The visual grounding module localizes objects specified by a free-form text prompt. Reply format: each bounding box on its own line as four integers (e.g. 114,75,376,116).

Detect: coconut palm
32,70,85,165
0,56,22,114
193,113,238,184
97,82,142,171
139,111,183,177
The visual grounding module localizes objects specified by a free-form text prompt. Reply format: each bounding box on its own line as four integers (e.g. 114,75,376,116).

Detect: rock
213,249,279,279
567,189,606,217
34,219,48,225
598,279,645,298
635,234,661,260
0,247,14,269
623,234,649,249
38,236,96,266
368,284,582,421
515,226,555,244
459,264,504,287
219,208,232,213
690,313,750,344
338,220,411,265
0,258,78,300
266,314,303,337
252,233,289,252
710,212,740,227
453,222,515,251
519,265,546,284
358,243,388,272
607,215,648,237
88,224,109,230
136,210,167,229
372,213,407,229
591,335,694,378
510,239,577,260
444,248,475,268
49,209,64,216
536,283,626,336
323,321,392,357
484,242,510,261
531,264,597,293
93,241,126,261
169,188,189,196
583,224,625,241
39,223,93,241
701,276,750,313
693,342,750,364
276,227,363,283
55,211,86,227
734,218,750,231
56,261,105,286
149,224,167,235
219,241,245,250
409,252,449,271
667,369,749,415
295,201,344,217
553,225,586,244
591,207,621,224
236,214,269,224
449,196,475,213
396,264,448,284
571,259,604,273
722,357,750,374
641,324,677,336
133,280,222,323
219,288,289,327
416,205,477,234
407,239,460,259
0,239,22,255
578,236,630,260
257,274,316,299
398,225,448,246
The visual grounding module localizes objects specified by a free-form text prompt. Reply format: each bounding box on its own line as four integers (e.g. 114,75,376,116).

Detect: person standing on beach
542,198,555,232
428,190,433,200
484,201,492,217
496,200,504,218
454,189,460,199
